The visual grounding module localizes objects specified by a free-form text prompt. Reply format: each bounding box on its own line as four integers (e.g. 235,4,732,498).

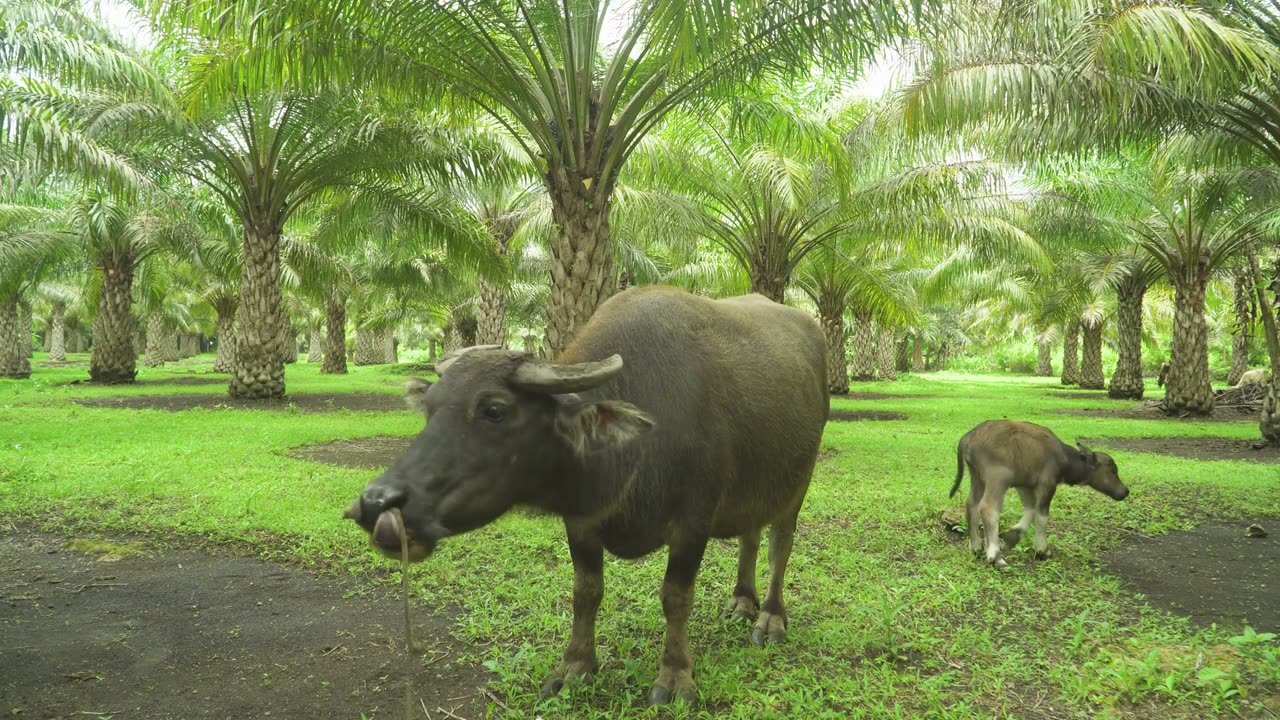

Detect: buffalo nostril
362,486,407,511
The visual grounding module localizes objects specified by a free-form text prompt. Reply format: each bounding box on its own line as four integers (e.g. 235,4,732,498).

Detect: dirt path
829,410,907,422
1,528,492,720
290,436,414,469
73,393,405,413
1082,436,1280,464
1103,520,1279,632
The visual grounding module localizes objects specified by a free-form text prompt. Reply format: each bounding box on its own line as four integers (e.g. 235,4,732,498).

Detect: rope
389,508,428,719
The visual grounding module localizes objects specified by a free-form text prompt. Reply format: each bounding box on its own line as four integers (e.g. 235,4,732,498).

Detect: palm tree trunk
90,258,137,384
321,292,347,375
306,323,323,363
144,314,167,367
1165,273,1214,416
230,228,286,399
48,302,66,362
1061,319,1080,385
896,337,910,373
19,301,33,358
0,293,31,379
279,314,297,364
1035,331,1053,376
936,342,951,370
1109,276,1146,399
911,336,924,372
354,329,378,365
750,271,787,304
544,177,615,357
1244,245,1280,442
429,337,439,360
850,308,876,381
163,327,181,362
213,309,236,373
818,298,849,394
476,276,509,347
380,328,398,364
877,324,898,381
1079,316,1105,390
1229,266,1252,387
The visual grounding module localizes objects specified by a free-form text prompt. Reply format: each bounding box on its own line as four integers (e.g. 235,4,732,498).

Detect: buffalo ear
404,377,432,414
556,400,655,455
1076,442,1095,464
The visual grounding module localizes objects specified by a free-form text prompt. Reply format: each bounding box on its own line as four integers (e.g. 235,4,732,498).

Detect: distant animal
343,285,829,705
1157,362,1171,388
951,420,1129,568
1235,369,1271,388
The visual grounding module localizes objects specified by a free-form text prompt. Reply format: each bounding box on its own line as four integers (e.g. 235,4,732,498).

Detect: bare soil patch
36,360,88,368
0,527,492,720
61,376,227,388
1045,391,1113,400
73,393,405,413
829,409,908,422
290,435,414,469
1049,406,1256,423
836,392,938,400
1103,520,1280,632
1082,436,1280,464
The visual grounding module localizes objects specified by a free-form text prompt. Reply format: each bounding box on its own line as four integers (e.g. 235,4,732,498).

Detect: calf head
1072,443,1129,500
344,346,654,562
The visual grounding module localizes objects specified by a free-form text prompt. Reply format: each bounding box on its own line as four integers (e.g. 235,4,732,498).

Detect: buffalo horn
511,354,624,393
435,344,502,374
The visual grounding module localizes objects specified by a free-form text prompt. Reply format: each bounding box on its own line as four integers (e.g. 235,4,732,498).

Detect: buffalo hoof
1034,549,1051,561
750,610,787,646
723,594,758,621
648,673,696,706
999,528,1025,547
539,659,596,699
989,557,1008,569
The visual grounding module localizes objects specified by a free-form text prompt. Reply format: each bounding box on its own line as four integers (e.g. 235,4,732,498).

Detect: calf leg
978,475,1009,567
752,512,797,646
540,532,603,698
1000,488,1036,548
1033,486,1057,560
649,538,708,706
723,529,760,620
965,470,985,555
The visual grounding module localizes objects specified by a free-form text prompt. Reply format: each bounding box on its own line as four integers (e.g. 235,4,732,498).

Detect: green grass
3,353,1279,719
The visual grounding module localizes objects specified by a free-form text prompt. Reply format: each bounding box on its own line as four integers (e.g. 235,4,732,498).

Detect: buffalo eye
481,402,509,423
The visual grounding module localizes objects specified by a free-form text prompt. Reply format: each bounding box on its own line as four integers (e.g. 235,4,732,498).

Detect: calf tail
950,440,965,498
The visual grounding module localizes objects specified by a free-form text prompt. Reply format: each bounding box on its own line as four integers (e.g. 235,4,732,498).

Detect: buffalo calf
951,420,1128,567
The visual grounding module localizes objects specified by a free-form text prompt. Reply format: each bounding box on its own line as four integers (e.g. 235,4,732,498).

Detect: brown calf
951,420,1129,567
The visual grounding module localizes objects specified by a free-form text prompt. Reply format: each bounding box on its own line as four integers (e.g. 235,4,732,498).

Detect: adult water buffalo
344,285,829,705
951,420,1129,567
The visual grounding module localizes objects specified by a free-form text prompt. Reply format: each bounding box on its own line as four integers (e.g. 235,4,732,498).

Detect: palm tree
148,0,911,360
1228,264,1254,386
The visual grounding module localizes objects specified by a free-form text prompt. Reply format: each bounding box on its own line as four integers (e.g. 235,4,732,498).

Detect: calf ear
404,378,432,414
1076,442,1095,464
556,400,655,455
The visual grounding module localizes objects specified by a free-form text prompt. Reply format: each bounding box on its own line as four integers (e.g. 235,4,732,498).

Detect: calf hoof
648,673,697,706
1035,549,1051,561
750,610,787,646
539,659,597,699
723,594,758,621
989,557,1008,569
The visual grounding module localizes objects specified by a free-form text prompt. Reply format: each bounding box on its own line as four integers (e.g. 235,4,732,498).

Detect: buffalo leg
1000,488,1036,548
723,529,760,620
649,538,707,706
752,513,797,646
540,532,603,698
